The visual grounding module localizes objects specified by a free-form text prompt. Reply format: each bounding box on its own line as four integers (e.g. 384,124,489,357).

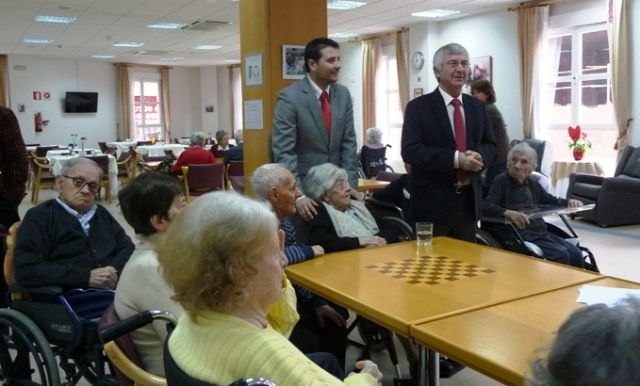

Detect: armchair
567,145,640,227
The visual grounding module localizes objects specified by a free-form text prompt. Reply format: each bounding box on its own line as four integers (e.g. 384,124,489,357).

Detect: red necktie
451,98,467,182
320,90,332,137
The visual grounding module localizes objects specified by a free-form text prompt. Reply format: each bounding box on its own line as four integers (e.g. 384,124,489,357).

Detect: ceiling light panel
34,15,77,24
194,44,222,50
113,41,145,48
411,9,460,18
327,1,367,11
147,22,187,30
22,37,55,44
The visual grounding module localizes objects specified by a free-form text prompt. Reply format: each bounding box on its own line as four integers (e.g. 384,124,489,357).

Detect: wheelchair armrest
8,283,64,296
100,310,177,343
480,216,509,225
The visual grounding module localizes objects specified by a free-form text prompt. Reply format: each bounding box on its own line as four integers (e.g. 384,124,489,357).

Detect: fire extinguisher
35,112,43,132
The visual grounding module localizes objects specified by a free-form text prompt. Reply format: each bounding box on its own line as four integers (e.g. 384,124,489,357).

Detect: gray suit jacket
272,77,358,188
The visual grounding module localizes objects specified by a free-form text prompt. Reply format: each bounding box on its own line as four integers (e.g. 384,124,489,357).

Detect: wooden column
240,0,327,196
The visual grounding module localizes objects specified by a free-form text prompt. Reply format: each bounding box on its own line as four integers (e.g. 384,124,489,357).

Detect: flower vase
573,150,584,161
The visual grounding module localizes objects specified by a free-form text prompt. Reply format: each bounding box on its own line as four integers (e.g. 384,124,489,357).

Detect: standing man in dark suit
272,37,360,221
401,43,496,242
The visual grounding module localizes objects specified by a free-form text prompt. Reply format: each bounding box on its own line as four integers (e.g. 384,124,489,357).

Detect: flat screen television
64,92,98,113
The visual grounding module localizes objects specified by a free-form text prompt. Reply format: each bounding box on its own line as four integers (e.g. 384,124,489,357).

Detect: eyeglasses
445,60,470,69
61,175,100,193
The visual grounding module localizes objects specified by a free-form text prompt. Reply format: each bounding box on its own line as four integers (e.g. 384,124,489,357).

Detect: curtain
161,67,172,142
608,0,632,158
231,65,242,133
395,31,409,113
116,63,131,140
362,38,380,134
0,55,7,107
517,6,545,138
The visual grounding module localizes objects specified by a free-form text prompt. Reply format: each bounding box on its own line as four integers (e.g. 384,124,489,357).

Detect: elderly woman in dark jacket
303,163,398,253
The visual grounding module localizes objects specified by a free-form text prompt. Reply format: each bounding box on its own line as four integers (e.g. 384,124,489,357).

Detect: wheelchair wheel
475,229,502,248
0,308,61,386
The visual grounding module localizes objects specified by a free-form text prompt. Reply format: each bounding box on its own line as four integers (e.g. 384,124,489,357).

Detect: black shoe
439,357,464,378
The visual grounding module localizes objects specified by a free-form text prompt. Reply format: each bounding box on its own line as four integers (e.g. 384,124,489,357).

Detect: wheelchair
476,207,599,272
358,145,394,179
0,222,115,386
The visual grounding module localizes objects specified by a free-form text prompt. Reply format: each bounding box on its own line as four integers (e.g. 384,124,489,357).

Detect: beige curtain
161,67,172,142
115,63,131,140
0,55,7,107
608,0,632,157
395,31,409,113
517,6,544,138
362,38,380,135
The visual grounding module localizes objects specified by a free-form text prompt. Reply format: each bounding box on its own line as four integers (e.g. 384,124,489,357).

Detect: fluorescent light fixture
147,22,187,30
113,41,145,48
160,57,184,61
194,44,222,50
224,59,240,63
329,32,358,39
327,1,366,10
34,15,77,24
22,37,54,44
411,9,460,18
91,54,115,59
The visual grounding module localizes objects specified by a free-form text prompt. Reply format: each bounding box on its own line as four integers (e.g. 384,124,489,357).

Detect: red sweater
172,146,216,174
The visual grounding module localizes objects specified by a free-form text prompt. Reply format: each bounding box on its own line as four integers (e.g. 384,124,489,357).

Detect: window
538,22,616,175
132,78,164,141
374,42,404,168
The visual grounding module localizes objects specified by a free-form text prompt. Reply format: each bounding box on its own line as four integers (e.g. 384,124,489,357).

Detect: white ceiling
0,0,524,67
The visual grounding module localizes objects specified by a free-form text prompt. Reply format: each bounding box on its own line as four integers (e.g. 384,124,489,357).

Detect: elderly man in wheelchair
481,142,586,268
1,157,134,385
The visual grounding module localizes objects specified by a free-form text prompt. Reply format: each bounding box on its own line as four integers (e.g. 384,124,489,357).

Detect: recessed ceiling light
34,15,77,24
113,41,145,48
147,22,187,30
329,32,358,39
91,54,115,59
327,1,366,10
22,37,54,44
194,44,222,50
411,9,460,18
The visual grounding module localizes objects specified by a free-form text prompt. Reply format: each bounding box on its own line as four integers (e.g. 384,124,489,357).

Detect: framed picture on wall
470,55,492,82
282,45,305,79
413,88,424,98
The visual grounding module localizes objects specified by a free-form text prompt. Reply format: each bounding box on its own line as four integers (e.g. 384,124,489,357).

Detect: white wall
8,55,117,146
169,66,203,139
338,41,364,147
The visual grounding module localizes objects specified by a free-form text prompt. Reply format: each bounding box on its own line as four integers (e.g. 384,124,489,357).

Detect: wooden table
409,276,639,386
550,159,604,198
357,178,390,192
286,238,600,337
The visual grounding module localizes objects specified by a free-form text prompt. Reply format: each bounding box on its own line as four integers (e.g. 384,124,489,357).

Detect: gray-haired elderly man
252,163,351,370
14,157,134,292
482,142,585,267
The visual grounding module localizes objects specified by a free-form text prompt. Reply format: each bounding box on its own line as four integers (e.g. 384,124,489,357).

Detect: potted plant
568,125,591,160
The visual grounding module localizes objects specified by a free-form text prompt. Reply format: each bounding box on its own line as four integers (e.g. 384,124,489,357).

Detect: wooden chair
30,156,56,204
34,145,61,158
84,155,112,202
116,149,136,185
98,305,174,386
138,154,168,174
225,161,244,194
181,164,225,201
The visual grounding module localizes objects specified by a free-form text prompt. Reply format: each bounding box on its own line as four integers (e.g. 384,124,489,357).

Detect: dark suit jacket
272,77,358,188
223,142,243,164
401,88,496,224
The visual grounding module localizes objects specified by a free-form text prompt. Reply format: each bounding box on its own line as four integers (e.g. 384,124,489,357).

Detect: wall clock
412,51,425,70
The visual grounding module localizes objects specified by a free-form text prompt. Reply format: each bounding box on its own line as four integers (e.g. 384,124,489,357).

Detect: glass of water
416,222,433,248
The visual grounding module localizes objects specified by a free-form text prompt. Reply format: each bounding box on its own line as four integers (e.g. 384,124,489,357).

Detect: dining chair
29,156,56,204
225,161,244,194
181,164,225,201
84,155,112,202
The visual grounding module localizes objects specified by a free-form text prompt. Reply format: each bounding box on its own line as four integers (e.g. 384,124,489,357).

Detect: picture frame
413,88,424,98
470,55,492,82
282,45,305,80
245,54,263,87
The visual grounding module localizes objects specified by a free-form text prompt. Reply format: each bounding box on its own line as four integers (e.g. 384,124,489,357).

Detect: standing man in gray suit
272,37,360,220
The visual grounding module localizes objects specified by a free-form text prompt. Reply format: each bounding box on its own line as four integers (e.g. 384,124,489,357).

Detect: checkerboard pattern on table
365,255,495,285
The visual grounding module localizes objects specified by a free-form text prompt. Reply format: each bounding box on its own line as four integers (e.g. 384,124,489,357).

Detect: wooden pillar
240,0,327,196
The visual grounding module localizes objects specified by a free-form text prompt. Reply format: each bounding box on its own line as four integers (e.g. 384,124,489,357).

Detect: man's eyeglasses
61,175,100,193
445,60,470,69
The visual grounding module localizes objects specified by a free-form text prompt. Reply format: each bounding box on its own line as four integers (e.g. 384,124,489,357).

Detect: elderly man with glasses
14,157,134,292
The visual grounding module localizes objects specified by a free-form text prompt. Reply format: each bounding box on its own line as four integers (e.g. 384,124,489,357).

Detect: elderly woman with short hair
304,163,398,253
158,191,382,385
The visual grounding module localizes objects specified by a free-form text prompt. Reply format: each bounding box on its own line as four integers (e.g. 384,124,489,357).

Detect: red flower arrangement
568,125,591,160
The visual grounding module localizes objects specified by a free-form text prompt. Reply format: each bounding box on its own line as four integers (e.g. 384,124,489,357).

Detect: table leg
418,345,426,386
427,349,440,386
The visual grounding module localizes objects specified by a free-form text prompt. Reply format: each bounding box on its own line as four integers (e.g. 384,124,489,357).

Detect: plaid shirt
0,107,28,206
